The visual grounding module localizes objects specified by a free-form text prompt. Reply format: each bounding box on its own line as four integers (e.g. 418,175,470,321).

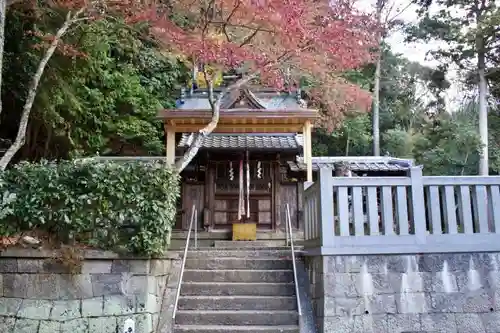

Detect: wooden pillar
273,155,281,231
303,120,313,182
302,124,308,179
165,126,176,166
205,159,215,230
297,182,304,230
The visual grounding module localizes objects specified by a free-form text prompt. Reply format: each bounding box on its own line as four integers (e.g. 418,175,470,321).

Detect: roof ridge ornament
177,87,186,107
296,88,307,108
244,88,264,106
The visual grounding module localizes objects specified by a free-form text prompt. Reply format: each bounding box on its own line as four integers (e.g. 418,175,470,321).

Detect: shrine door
213,160,273,230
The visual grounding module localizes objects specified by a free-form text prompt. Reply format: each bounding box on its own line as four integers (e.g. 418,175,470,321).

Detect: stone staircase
173,242,300,333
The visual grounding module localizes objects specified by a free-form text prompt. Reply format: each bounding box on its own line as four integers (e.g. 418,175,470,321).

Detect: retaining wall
306,253,500,333
0,248,181,333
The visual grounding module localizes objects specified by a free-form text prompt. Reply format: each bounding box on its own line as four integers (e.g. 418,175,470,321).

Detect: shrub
0,159,180,256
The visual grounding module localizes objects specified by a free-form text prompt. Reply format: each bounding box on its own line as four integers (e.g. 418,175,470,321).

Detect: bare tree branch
221,0,241,42
240,26,262,47
210,21,273,33
383,1,396,24
386,2,413,25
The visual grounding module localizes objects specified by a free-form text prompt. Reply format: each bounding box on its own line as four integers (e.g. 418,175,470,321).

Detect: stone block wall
306,253,500,333
0,249,181,333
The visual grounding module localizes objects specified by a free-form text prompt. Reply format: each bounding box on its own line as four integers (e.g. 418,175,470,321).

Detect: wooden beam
304,121,313,182
158,109,320,120
170,124,304,133
165,126,176,166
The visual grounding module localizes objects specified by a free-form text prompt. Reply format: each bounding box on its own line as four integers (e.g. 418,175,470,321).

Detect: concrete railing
304,167,500,255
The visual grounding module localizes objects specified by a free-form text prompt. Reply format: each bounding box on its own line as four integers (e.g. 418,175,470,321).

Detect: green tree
371,0,415,156
1,7,189,161
313,46,447,160
382,128,417,158
413,110,481,175
407,0,499,175
313,112,372,157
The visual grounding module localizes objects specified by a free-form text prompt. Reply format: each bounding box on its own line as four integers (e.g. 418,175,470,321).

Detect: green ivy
0,160,180,255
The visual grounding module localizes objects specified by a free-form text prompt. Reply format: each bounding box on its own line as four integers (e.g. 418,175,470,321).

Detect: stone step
178,295,298,311
183,269,294,283
180,282,295,296
175,310,298,326
185,258,293,270
193,246,295,249
186,249,296,258
213,240,287,248
173,325,300,333
171,230,304,240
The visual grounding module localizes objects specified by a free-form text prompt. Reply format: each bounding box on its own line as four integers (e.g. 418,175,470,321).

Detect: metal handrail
285,203,302,328
172,205,197,323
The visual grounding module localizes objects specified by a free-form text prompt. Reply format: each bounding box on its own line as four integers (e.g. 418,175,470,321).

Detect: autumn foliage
17,0,378,132
4,0,378,176
143,0,379,131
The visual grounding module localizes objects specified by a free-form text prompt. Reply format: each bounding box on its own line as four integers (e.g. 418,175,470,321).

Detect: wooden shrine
157,84,318,233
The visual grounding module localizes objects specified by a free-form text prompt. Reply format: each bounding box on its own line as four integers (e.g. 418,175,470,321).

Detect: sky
356,0,464,111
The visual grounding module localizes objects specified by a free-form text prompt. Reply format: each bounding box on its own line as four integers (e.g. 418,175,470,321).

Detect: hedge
0,159,180,255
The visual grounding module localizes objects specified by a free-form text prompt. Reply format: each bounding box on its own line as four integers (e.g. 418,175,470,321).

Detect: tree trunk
373,54,381,156
0,0,7,118
345,132,350,156
476,0,489,176
0,10,81,170
372,0,385,157
174,73,257,172
478,47,488,175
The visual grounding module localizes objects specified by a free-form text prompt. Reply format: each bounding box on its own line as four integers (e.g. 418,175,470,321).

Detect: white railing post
303,183,318,242
409,166,426,242
318,167,335,248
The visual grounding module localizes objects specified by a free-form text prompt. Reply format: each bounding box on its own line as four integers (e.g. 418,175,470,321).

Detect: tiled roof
288,156,413,173
178,133,303,150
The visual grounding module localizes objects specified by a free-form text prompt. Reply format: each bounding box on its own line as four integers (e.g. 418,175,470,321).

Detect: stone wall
0,248,181,333
306,253,500,333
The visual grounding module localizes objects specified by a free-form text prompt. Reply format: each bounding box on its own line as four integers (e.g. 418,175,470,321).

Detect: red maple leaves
19,0,379,132
140,0,379,131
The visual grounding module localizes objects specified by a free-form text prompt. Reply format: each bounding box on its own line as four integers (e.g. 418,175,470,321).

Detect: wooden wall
279,183,300,230
175,153,305,233
177,182,304,232
181,183,205,230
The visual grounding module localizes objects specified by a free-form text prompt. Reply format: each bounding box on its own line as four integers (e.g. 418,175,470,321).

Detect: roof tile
289,156,413,173
178,133,303,150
